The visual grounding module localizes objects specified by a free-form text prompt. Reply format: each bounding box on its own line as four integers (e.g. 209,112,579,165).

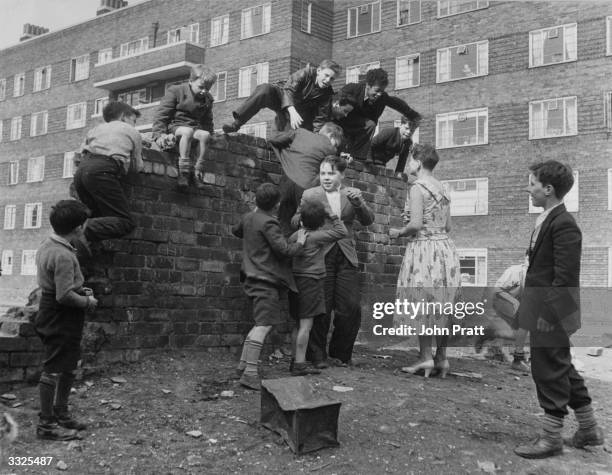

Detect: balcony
93,41,205,91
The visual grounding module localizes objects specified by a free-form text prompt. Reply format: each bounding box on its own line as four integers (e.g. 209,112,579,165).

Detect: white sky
0,0,147,49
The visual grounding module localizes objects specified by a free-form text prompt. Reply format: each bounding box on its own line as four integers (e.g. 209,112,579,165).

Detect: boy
75,101,144,255
268,123,345,236
369,115,414,172
152,65,216,187
338,68,421,161
288,200,347,376
232,183,307,390
515,161,604,458
35,200,98,440
223,60,340,133
292,156,374,367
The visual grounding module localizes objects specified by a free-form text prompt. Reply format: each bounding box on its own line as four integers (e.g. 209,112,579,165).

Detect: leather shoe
239,373,261,391
564,426,604,448
514,436,563,459
312,360,329,369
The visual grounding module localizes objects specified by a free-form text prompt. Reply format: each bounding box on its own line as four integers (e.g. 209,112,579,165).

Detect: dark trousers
278,175,305,237
233,84,289,131
530,328,591,417
307,244,362,363
342,119,377,160
74,155,135,242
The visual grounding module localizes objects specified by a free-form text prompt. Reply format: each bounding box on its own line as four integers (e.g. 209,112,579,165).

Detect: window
70,54,90,82
30,111,48,136
396,54,420,89
0,119,3,142
397,0,421,26
301,1,312,33
8,161,19,185
529,171,579,213
241,4,272,39
210,15,229,46
442,178,488,216
98,48,113,64
1,250,13,275
23,203,42,229
607,17,612,55
436,108,488,149
10,116,22,141
438,0,488,17
33,65,51,91
27,156,45,182
93,97,109,117
241,122,267,139
437,41,488,82
238,63,269,97
63,152,77,178
118,88,147,107
4,205,16,230
347,1,381,38
609,169,612,211
346,61,380,84
13,72,25,97
119,38,148,58
605,91,612,131
529,96,577,139
210,72,227,102
168,23,199,44
0,78,5,101
529,24,577,67
21,250,37,276
457,248,487,286
66,102,87,129
609,247,612,287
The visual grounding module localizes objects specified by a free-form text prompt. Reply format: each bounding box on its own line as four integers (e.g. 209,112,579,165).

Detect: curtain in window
478,43,488,75
565,97,577,134
262,4,271,33
438,49,450,81
530,103,543,138
564,25,577,60
242,8,253,37
531,32,543,66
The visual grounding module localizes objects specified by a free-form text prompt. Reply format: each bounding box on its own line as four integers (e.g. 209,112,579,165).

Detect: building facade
1,0,611,305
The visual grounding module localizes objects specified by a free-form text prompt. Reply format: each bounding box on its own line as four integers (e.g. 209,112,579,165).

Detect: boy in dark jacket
223,60,340,133
152,65,216,187
35,200,98,440
232,183,306,390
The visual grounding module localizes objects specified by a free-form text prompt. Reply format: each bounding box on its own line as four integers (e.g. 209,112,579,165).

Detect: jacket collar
529,203,567,262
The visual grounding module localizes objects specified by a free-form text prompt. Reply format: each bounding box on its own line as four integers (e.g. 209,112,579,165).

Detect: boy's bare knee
194,130,210,143
175,127,194,138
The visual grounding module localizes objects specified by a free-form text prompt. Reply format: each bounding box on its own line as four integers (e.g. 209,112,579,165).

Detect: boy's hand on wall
287,106,303,129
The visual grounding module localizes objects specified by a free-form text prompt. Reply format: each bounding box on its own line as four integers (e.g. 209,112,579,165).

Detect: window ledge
134,101,160,111
395,83,420,90
347,30,382,40
240,31,271,40
436,73,488,84
209,42,229,48
437,7,489,19
528,58,577,68
528,133,578,140
437,142,489,150
396,20,422,28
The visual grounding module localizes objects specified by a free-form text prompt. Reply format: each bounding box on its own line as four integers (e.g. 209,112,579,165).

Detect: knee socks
542,413,564,442
38,372,58,422
575,405,597,431
242,339,263,376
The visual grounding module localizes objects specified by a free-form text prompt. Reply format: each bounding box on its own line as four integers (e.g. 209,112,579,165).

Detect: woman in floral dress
390,144,460,378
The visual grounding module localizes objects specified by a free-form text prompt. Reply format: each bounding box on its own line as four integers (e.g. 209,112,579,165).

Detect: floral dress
395,176,461,329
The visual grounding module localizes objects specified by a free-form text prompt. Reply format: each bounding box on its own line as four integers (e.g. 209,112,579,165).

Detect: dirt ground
2,343,611,475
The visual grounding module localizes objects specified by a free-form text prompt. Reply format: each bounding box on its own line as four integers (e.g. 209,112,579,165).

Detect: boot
54,373,87,430
515,414,563,459
37,416,80,441
222,121,241,134
566,426,604,448
291,362,321,376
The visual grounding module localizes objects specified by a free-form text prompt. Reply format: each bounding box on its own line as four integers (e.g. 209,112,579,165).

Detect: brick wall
0,134,408,385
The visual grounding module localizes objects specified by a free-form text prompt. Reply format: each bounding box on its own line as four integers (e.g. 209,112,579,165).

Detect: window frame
23,203,42,229
301,1,313,33
437,40,488,83
1,250,13,275
210,14,230,47
0,119,3,143
10,116,22,141
66,102,88,130
33,65,52,92
93,97,110,117
238,62,269,98
528,96,578,140
435,107,489,149
609,168,612,211
437,0,489,18
8,160,19,185
167,23,200,44
26,156,45,183
605,91,612,131
529,23,577,68
63,152,77,178
119,37,149,58
97,48,113,65
345,61,381,84
347,1,382,39
0,78,6,101
70,54,90,82
241,3,272,40
211,71,227,102
240,122,267,139
13,72,25,97
397,0,422,27
457,248,488,286
528,171,579,213
21,250,37,276
442,177,489,216
395,53,420,89
3,205,16,230
29,111,48,137
607,16,612,56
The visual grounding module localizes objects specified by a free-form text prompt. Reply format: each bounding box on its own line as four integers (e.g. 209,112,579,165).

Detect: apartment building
1,0,611,304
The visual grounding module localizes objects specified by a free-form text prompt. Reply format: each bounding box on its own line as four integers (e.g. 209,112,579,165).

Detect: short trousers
243,277,287,326
289,276,326,320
